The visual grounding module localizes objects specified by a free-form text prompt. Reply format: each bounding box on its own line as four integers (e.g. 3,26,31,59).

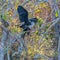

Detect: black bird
17,6,38,36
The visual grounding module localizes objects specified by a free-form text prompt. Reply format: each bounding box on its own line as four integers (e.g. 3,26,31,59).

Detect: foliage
0,0,59,60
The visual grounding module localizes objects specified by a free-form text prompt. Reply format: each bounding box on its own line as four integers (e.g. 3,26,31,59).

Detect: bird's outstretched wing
17,6,31,25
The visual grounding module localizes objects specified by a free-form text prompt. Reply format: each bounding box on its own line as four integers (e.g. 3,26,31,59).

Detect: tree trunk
58,36,60,60
0,42,4,60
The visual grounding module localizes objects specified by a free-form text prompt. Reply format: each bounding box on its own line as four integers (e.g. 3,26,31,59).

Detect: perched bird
17,6,38,34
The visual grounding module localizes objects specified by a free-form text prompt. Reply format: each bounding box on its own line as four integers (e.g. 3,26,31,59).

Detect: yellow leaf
35,30,38,34
18,28,21,32
55,11,59,17
35,9,42,13
40,2,47,8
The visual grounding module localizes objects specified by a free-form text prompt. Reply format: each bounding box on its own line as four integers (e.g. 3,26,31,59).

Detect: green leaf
38,18,43,26
3,15,7,20
55,11,59,17
0,14,7,21
56,0,58,3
